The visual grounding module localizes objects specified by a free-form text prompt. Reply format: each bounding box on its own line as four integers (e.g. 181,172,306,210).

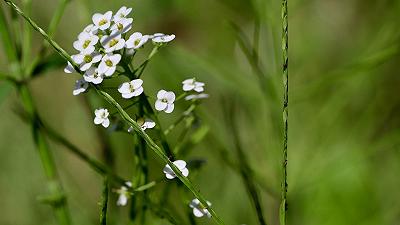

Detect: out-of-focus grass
0,0,400,224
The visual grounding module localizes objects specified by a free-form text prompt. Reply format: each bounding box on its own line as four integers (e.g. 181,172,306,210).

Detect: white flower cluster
66,6,175,95
182,78,209,100
66,6,211,219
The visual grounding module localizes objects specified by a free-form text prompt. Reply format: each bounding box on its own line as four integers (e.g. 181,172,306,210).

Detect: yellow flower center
84,55,92,63
99,19,108,26
105,59,113,67
83,40,91,48
109,39,118,47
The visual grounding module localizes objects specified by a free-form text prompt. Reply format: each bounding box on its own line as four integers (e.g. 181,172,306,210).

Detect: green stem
18,85,72,225
228,104,267,225
0,4,17,62
280,0,289,224
95,87,225,225
99,177,109,225
164,103,197,135
2,0,80,72
21,0,31,71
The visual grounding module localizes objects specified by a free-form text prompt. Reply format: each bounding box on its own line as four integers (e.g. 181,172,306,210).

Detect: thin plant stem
280,0,289,224
99,177,109,225
0,4,17,62
164,103,197,135
2,1,226,223
227,103,267,225
18,85,72,225
21,0,31,71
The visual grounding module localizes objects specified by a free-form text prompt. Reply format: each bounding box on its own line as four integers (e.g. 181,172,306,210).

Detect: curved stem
280,0,289,224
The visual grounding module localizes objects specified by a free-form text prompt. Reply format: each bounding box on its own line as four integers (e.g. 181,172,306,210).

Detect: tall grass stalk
2,1,226,224
280,0,289,224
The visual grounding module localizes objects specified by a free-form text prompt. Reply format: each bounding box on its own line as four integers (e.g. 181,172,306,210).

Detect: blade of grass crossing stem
2,1,226,224
21,0,31,71
280,0,289,224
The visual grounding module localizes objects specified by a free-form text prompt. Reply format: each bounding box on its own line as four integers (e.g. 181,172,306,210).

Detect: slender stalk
96,87,225,225
21,0,31,71
0,4,17,62
3,1,226,223
280,0,289,224
99,177,109,225
18,85,72,225
228,104,267,225
164,103,197,135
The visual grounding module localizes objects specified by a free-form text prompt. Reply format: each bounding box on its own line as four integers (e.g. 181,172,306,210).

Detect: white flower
127,118,156,132
94,108,110,128
82,24,98,34
92,11,113,30
117,79,143,98
152,33,175,43
83,67,104,84
98,54,121,76
125,32,149,49
73,32,99,54
113,6,132,22
64,54,80,74
163,160,189,179
182,78,205,92
137,118,156,130
74,51,102,71
116,182,132,206
64,62,75,74
110,18,133,34
72,79,88,96
185,93,209,101
155,90,175,113
101,32,126,53
189,199,212,218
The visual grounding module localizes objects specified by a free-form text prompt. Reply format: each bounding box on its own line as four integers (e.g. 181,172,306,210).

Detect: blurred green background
1,0,400,224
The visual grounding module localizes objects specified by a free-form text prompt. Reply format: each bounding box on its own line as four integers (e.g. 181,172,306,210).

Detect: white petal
110,54,121,64
165,92,175,102
144,119,155,129
132,86,143,96
193,208,205,217
173,160,187,169
164,103,174,113
80,62,92,71
94,117,103,125
190,199,200,208
105,66,116,76
122,92,135,99
117,195,128,206
102,118,110,128
130,79,143,89
98,61,107,74
157,90,167,99
183,83,195,91
64,62,75,73
181,168,189,177
118,82,130,93
194,86,204,93
182,78,194,84
155,100,167,111
92,13,103,25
